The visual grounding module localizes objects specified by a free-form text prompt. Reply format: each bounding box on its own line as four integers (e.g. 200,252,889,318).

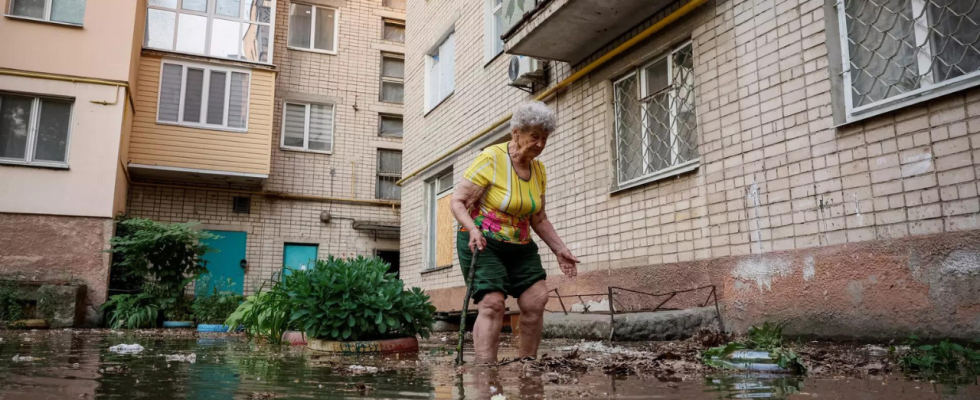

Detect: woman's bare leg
517,281,549,359
473,291,506,364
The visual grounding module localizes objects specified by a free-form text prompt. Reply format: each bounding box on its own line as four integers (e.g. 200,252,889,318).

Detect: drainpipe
396,0,710,186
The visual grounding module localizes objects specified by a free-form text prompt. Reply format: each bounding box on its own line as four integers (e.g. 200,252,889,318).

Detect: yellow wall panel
436,194,456,268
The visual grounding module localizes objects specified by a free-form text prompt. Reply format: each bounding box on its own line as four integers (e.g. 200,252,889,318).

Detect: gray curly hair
511,100,556,134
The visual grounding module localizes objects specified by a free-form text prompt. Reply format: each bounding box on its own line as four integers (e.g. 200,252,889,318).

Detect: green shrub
0,282,24,323
225,281,292,345
285,256,435,341
101,293,160,329
900,335,980,380
192,282,243,324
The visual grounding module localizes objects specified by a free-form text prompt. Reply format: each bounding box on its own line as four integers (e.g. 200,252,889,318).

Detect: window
379,114,403,137
382,0,405,10
158,61,250,130
381,54,405,103
424,32,456,113
383,19,405,43
145,0,274,63
8,0,85,25
287,3,338,53
484,0,504,62
837,0,980,121
281,101,334,153
376,149,402,200
613,41,698,188
0,93,73,167
425,169,454,270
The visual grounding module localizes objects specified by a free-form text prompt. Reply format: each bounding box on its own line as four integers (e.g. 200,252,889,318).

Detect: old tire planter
197,324,232,333
307,337,419,355
282,331,308,346
163,321,195,328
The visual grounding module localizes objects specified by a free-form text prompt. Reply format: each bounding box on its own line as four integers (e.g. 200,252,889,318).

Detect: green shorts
457,230,547,303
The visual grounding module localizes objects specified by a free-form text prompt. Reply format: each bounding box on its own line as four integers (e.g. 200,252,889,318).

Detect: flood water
1,330,978,400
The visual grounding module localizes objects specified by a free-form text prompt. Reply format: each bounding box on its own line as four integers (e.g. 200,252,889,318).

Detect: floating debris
109,344,145,354
348,365,378,374
11,354,35,362
164,353,197,363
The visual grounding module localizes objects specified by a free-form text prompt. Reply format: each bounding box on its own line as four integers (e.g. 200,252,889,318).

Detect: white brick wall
400,0,980,293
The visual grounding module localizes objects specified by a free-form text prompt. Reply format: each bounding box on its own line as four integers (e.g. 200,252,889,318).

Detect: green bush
192,287,244,324
102,293,160,329
225,281,293,345
0,282,24,324
285,256,435,341
900,335,980,380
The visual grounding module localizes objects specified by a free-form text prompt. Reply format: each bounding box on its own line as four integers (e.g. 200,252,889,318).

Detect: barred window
838,0,980,120
377,149,402,200
613,41,698,188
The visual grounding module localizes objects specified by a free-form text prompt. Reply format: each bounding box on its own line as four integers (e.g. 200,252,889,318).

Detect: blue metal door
198,230,246,295
283,243,318,276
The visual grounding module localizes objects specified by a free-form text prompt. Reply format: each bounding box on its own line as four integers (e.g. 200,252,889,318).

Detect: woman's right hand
468,230,487,253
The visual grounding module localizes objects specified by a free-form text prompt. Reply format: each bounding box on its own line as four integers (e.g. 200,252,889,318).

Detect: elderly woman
451,101,579,364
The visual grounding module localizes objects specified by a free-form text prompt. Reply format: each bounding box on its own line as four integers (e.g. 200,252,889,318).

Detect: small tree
102,218,216,328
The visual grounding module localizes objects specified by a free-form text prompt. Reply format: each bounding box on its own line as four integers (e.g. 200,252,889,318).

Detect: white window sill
156,120,248,134
280,146,333,155
841,71,980,128
378,134,403,139
613,158,699,194
0,159,70,170
484,49,504,68
423,92,454,117
4,14,83,28
287,46,338,56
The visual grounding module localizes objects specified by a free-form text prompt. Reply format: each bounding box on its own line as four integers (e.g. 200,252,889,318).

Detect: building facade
125,0,407,295
0,0,145,324
401,0,980,338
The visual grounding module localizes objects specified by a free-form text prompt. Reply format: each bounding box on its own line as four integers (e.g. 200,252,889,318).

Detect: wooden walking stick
456,249,480,365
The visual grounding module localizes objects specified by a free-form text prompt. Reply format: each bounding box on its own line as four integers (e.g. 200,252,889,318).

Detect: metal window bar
613,42,699,187
377,150,402,200
839,0,980,115
548,285,725,341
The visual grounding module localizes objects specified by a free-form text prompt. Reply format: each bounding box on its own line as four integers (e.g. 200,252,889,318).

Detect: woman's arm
450,179,488,252
530,195,579,277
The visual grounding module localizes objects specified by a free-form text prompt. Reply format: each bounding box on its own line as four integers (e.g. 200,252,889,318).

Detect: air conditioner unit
508,55,544,87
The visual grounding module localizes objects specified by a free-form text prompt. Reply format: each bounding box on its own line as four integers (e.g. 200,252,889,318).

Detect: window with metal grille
613,41,698,188
837,0,980,121
381,54,405,104
376,149,402,200
232,196,251,213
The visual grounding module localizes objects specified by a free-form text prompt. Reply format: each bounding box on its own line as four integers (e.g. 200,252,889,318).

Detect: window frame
424,31,456,114
380,53,405,104
156,59,252,132
834,0,980,123
7,0,86,26
424,168,454,271
0,92,74,169
145,0,277,64
382,18,405,44
376,149,402,200
279,101,336,154
378,113,403,137
483,0,504,64
612,40,699,190
286,2,340,55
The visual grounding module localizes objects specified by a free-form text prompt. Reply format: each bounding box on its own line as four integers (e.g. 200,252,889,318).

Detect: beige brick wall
401,0,980,293
127,0,406,292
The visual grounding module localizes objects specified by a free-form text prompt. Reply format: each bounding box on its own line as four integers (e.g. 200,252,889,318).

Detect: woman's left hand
556,248,579,277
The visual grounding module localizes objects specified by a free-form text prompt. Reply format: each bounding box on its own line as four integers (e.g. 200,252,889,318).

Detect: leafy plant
101,293,160,329
701,322,806,374
107,218,216,297
0,282,24,324
192,281,243,324
284,256,436,341
900,335,980,380
164,295,193,321
225,281,292,346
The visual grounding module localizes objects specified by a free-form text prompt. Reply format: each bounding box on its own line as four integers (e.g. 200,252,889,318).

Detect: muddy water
0,330,977,400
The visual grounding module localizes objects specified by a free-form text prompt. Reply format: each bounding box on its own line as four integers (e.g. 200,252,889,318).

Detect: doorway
377,250,400,279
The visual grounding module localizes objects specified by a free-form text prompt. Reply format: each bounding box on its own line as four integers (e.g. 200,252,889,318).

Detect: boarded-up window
426,169,454,270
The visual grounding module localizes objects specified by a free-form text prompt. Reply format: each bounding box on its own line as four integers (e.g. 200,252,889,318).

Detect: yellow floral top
462,143,546,244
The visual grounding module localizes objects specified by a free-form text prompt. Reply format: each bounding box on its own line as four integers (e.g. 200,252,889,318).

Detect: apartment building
125,0,407,295
0,0,144,324
401,0,980,337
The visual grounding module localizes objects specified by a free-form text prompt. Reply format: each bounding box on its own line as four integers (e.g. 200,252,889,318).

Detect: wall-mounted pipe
395,0,709,186
0,68,135,110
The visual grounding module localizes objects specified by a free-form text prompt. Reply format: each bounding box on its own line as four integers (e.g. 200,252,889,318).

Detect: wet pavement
0,329,978,399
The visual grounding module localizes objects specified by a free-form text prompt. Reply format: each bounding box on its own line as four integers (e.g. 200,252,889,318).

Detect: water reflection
0,331,978,400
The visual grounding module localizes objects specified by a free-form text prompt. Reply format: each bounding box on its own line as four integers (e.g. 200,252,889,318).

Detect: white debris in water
348,365,378,374
109,344,145,354
491,395,506,400
11,354,34,362
164,353,197,363
559,341,651,357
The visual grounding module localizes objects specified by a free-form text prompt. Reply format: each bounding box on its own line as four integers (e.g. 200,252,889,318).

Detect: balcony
502,0,673,63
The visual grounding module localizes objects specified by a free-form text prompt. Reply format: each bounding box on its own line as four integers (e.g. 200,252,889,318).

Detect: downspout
396,0,709,186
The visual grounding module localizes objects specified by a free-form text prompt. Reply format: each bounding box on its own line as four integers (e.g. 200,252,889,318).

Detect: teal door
198,230,246,295
283,243,318,276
